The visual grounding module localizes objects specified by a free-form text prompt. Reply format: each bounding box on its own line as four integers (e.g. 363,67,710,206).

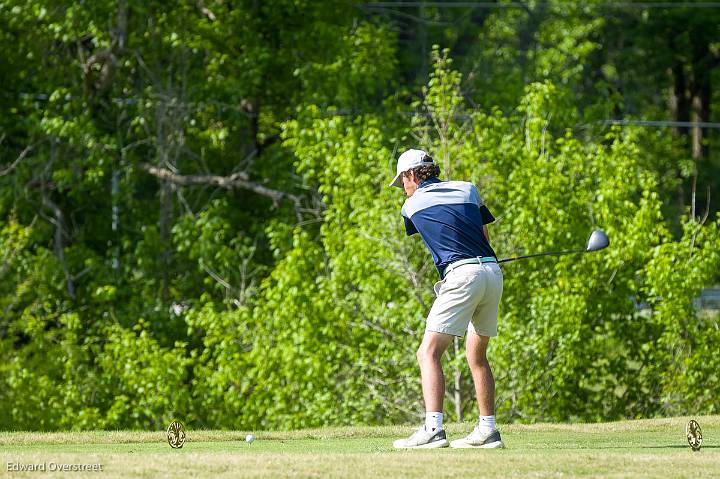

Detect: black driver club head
586,230,609,252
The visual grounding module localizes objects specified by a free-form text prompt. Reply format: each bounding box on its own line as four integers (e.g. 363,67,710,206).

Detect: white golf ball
245,433,256,443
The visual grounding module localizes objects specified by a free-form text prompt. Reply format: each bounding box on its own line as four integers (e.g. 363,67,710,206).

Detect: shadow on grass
588,445,719,450
646,445,719,449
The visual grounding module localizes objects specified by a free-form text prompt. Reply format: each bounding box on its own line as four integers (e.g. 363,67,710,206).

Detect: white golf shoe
450,427,504,449
393,426,449,449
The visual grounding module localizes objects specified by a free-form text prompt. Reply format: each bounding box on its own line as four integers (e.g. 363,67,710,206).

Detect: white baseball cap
389,149,434,188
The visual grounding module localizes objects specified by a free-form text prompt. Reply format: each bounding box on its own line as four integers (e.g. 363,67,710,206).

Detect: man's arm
473,185,494,243
404,215,418,236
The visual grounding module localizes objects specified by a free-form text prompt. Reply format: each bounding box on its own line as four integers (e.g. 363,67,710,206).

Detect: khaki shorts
426,262,503,337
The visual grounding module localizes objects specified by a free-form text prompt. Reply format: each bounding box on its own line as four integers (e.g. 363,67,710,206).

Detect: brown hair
406,155,440,184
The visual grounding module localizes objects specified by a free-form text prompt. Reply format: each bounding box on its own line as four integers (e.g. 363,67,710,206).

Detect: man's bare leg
416,331,454,413
393,330,455,448
466,333,494,415
450,332,504,448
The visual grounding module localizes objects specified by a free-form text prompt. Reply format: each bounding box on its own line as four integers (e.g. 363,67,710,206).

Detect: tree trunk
43,195,75,300
667,63,690,137
690,41,712,160
518,2,548,85
688,37,713,218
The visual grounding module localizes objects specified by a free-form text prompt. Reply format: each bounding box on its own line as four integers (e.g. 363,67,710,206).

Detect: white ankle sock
425,412,443,431
478,415,495,434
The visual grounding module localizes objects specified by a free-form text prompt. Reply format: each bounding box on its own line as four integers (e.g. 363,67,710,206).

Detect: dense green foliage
0,1,718,431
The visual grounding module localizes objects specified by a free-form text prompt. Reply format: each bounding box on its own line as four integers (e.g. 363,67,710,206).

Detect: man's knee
466,349,489,369
417,343,444,363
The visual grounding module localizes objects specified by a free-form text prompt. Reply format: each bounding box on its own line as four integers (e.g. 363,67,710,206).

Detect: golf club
497,230,609,264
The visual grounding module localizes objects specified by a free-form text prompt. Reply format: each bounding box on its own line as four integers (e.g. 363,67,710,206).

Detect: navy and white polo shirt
401,178,496,278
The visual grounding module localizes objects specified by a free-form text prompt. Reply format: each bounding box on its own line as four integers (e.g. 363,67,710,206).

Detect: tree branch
0,146,33,177
139,163,302,209
82,50,117,97
79,0,127,98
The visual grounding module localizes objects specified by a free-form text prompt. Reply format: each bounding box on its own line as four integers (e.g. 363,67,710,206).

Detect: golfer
390,149,504,449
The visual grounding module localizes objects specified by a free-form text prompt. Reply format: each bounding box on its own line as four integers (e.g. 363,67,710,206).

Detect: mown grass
1,416,717,478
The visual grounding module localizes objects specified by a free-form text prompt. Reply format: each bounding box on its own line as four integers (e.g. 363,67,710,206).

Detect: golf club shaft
497,249,585,264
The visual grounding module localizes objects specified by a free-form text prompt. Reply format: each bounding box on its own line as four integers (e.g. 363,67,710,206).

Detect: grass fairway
1,416,717,478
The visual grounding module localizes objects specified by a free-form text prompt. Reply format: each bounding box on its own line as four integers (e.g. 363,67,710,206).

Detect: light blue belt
443,256,497,277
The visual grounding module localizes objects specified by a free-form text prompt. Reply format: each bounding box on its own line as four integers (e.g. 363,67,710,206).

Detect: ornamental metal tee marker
686,420,702,451
167,421,186,449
